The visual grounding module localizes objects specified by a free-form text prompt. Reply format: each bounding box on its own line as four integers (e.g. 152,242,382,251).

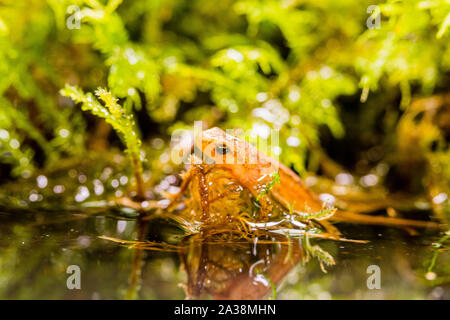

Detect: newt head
192,127,279,197
194,127,270,166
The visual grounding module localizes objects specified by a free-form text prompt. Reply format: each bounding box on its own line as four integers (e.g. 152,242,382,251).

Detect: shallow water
0,206,448,299
0,155,448,300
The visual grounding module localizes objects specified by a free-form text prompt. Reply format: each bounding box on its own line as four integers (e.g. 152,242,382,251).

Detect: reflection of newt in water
179,234,305,300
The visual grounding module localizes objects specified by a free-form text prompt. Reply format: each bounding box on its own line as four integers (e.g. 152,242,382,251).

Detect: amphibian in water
170,127,442,235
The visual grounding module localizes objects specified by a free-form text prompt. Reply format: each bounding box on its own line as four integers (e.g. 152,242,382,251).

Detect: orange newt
173,127,442,234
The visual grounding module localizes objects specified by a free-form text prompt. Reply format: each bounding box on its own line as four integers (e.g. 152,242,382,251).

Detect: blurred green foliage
0,0,449,204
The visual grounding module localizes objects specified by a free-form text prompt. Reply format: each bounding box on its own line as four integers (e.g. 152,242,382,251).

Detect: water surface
0,155,448,299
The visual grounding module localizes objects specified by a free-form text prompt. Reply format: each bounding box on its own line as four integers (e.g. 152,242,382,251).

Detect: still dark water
0,155,448,299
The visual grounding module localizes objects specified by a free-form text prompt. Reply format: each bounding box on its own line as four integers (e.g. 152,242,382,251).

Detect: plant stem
132,155,145,200
126,219,149,300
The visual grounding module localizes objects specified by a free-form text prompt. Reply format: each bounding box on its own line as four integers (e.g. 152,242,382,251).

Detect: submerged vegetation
0,0,449,299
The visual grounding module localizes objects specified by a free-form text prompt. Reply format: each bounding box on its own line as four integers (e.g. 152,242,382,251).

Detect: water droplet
36,175,48,189
59,129,70,138
75,186,90,202
53,185,65,194
288,88,300,102
335,173,354,185
9,139,20,149
111,179,119,188
286,136,300,147
119,176,128,185
425,272,436,281
305,176,318,186
252,123,270,139
360,174,379,187
319,193,336,206
226,48,244,62
432,193,447,204
93,180,104,195
29,193,39,202
117,220,127,233
77,235,91,248
78,174,87,183
0,129,10,140
256,92,268,102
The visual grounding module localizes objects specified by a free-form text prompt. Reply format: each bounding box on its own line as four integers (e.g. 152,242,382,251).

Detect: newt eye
215,144,229,155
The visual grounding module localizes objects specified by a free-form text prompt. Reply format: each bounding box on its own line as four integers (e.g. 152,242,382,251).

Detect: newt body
182,127,441,231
